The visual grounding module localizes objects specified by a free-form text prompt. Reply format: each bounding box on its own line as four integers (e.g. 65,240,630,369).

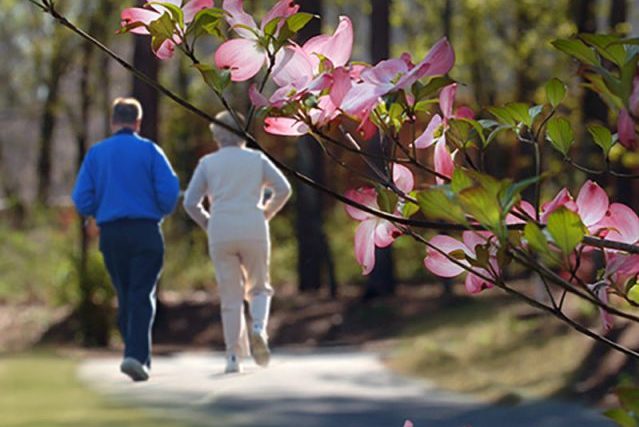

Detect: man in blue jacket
72,97,180,382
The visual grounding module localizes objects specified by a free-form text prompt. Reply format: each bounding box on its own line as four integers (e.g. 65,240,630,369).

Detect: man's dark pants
99,219,164,367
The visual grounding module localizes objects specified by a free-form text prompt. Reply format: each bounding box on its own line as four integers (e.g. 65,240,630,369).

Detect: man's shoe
120,357,149,382
250,326,271,367
225,354,242,374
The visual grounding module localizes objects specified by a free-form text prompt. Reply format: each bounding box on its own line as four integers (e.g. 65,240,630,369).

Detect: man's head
209,111,246,148
111,97,143,133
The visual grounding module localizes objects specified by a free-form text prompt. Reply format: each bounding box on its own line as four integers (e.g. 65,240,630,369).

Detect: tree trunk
37,28,71,205
364,0,396,300
295,0,337,295
131,0,161,143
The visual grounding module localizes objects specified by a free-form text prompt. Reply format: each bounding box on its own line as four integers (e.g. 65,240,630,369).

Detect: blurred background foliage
1,0,638,343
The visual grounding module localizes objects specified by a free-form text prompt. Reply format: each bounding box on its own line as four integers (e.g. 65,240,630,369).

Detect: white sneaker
120,357,149,382
225,354,242,374
250,326,271,367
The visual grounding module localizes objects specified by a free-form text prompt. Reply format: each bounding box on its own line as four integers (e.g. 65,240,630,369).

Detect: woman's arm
183,160,210,230
262,154,292,221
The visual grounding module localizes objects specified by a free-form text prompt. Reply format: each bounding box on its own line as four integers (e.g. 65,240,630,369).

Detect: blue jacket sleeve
151,144,180,215
71,150,97,217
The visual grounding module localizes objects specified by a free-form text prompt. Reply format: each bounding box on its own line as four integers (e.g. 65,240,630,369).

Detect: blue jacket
72,129,180,224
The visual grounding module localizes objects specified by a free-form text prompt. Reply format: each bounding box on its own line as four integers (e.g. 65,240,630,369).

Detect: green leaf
458,186,502,235
546,207,586,255
552,38,600,66
286,12,315,33
194,63,231,93
627,284,639,304
525,223,549,253
148,12,176,39
529,105,544,122
388,102,404,130
456,118,488,147
620,54,639,104
149,2,184,28
546,78,567,108
488,106,516,127
579,34,627,67
451,168,474,193
401,192,420,218
546,117,574,156
587,124,615,155
188,8,225,38
415,76,455,100
499,175,541,214
603,408,637,427
416,189,467,225
505,102,533,127
377,188,398,214
618,386,639,414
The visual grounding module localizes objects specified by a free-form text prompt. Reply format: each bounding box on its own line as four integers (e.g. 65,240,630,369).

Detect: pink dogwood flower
345,164,414,275
413,83,474,184
121,0,214,59
540,180,639,241
424,231,497,294
260,17,354,136
215,0,300,81
341,38,455,118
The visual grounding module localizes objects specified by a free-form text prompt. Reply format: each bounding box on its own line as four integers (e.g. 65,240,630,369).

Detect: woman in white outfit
183,112,292,373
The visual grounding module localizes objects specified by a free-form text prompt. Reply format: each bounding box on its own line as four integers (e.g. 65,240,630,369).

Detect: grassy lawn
388,294,591,402
0,353,197,427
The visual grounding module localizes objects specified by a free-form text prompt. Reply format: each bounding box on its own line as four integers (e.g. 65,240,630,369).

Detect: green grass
0,353,195,427
388,295,590,402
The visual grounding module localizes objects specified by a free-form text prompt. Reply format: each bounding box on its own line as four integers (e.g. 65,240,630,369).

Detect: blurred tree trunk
37,27,72,205
295,0,337,297
74,3,117,347
364,0,395,300
132,0,160,143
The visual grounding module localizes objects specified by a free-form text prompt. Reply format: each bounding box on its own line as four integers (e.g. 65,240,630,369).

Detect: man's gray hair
209,111,246,147
111,97,143,125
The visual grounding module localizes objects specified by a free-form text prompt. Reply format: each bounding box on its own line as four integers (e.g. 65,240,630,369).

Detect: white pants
209,239,274,357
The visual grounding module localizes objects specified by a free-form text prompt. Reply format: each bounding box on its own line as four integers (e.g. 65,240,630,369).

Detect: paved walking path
78,349,614,427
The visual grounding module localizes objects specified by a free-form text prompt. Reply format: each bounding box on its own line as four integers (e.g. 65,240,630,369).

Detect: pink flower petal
360,58,409,85
121,7,158,34
396,37,455,89
424,235,468,278
439,83,457,120
356,116,378,141
155,39,177,60
454,105,475,120
462,231,491,255
329,67,353,107
215,38,266,81
341,82,392,116
303,16,353,69
344,187,378,221
374,220,401,248
506,200,536,224
465,271,494,294
183,0,214,23
272,44,315,87
355,219,378,275
222,0,258,38
261,0,299,31
263,117,309,136
414,114,442,149
540,188,573,223
599,203,639,244
248,83,268,108
576,180,609,228
434,139,455,184
392,163,414,194
618,109,637,150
